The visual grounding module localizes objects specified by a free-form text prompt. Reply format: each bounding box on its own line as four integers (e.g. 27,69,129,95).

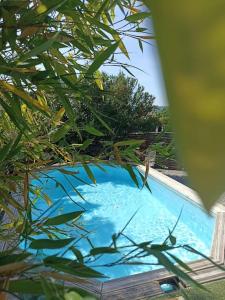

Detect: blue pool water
27,164,215,280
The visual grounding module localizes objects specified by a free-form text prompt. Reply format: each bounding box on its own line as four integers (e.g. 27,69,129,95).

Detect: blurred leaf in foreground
148,0,225,210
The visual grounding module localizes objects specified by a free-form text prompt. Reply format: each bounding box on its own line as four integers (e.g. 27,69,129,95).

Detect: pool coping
137,165,225,215
29,164,225,299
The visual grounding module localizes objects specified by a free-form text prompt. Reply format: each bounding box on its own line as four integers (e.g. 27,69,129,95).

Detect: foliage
0,0,223,299
75,72,156,137
150,139,178,169
152,106,171,132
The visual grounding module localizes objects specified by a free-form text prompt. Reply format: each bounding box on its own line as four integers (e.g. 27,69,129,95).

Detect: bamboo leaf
0,253,31,266
95,0,111,18
138,39,143,52
50,121,72,142
114,139,144,147
124,165,139,188
58,169,79,175
44,211,83,226
82,163,96,184
44,256,104,278
0,80,50,115
84,125,104,136
19,33,59,62
86,43,119,76
0,262,30,275
183,244,225,272
126,12,151,22
148,0,225,210
86,16,117,35
70,247,84,264
113,34,129,58
30,238,74,249
0,140,14,163
151,251,203,288
0,97,28,131
42,193,52,206
87,105,113,134
52,107,65,125
167,252,193,273
90,247,118,256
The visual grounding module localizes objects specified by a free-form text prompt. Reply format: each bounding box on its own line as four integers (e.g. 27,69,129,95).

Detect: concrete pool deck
72,166,225,299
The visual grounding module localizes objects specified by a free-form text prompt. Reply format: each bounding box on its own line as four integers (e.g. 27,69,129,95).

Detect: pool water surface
26,164,215,280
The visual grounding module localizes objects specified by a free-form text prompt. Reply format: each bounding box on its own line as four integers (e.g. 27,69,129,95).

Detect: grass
150,279,225,300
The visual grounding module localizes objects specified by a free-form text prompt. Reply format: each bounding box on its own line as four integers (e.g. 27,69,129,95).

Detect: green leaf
6,279,91,297
51,263,105,278
0,140,14,163
82,163,96,184
126,12,151,22
44,211,83,226
50,121,72,142
44,256,104,278
0,252,31,266
167,252,193,273
40,277,56,300
86,42,119,76
114,139,144,147
87,105,114,134
86,16,117,35
148,0,225,210
90,247,118,255
58,169,79,175
0,80,50,115
19,32,60,62
121,65,135,77
124,165,139,188
95,0,111,18
151,250,203,288
55,89,76,120
113,34,129,58
70,247,84,264
0,98,27,131
30,238,74,249
84,125,104,136
7,279,44,294
169,231,176,245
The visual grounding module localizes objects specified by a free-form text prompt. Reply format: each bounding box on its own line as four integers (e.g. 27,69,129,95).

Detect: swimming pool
26,164,215,280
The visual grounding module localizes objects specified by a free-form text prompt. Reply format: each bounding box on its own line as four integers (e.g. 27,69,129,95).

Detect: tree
76,72,156,136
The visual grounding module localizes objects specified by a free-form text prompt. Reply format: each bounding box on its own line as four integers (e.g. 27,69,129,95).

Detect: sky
101,34,168,106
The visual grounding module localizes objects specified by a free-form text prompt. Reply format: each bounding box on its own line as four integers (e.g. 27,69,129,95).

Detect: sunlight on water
27,164,215,280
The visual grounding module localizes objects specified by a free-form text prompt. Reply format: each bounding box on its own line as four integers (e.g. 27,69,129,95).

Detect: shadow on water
29,165,156,279
33,164,143,193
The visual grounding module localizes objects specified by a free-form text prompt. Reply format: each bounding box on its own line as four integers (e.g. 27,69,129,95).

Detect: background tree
76,72,157,137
